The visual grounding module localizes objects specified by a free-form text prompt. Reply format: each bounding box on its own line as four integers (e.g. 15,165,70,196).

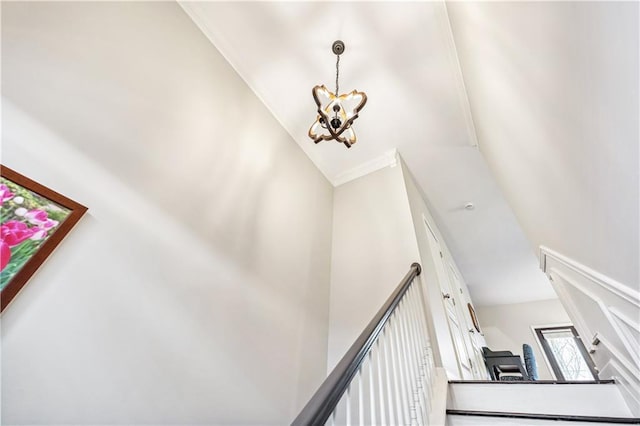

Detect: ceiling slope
448,1,639,290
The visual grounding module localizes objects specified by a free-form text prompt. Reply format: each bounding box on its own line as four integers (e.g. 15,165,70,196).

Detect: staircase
292,263,639,425
447,380,640,425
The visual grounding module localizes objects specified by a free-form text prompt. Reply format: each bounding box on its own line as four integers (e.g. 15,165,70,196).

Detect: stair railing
292,262,437,426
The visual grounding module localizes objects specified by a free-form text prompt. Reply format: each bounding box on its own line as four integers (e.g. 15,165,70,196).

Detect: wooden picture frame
468,302,481,333
1,165,87,312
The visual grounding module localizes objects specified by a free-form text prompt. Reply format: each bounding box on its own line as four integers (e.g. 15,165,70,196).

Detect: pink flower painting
1,177,71,289
0,166,87,312
0,184,15,204
1,221,36,247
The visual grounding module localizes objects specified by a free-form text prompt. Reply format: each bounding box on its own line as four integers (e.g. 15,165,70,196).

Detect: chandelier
308,40,367,149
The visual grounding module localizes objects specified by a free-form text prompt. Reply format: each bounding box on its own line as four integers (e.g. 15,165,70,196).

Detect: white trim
540,250,640,415
331,149,399,187
530,322,573,329
547,272,595,347
600,359,640,416
609,307,640,361
428,367,449,426
540,246,640,307
609,306,640,334
550,268,640,366
442,2,479,148
596,334,640,378
423,215,440,244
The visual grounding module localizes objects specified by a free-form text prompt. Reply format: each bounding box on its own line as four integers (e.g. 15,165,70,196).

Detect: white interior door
447,264,489,379
423,218,474,380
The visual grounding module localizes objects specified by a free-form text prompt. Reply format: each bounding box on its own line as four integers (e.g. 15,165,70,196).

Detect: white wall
1,2,333,424
327,163,420,370
476,299,571,380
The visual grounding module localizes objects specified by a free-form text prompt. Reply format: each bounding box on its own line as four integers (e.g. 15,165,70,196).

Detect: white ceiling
176,1,609,306
181,1,478,179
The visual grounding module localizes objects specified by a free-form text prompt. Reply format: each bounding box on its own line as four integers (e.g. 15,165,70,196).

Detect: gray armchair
483,344,538,381
482,346,529,380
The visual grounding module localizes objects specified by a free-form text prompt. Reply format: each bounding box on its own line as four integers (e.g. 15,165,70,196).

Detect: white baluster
401,290,420,426
394,302,411,424
368,351,377,426
346,383,352,426
388,315,405,426
409,286,426,425
407,284,429,424
358,368,364,426
399,297,419,425
415,285,434,415
411,284,430,425
376,338,387,426
383,327,396,425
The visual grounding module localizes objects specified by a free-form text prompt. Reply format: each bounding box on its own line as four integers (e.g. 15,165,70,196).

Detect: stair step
449,380,616,385
447,409,640,425
448,382,632,418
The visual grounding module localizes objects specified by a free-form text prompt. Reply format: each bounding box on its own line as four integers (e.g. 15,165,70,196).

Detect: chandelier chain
335,54,340,95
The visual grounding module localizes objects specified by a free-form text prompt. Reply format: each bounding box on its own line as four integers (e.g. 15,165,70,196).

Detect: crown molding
331,149,399,187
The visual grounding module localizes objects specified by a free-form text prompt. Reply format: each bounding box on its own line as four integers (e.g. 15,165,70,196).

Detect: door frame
534,325,599,381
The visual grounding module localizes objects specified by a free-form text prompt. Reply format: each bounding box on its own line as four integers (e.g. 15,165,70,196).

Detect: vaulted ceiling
179,1,639,304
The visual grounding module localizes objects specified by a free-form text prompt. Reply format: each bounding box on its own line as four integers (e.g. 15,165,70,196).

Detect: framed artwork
468,302,481,333
1,165,87,312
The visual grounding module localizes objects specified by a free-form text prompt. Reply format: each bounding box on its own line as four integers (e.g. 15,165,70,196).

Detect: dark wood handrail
291,262,422,426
